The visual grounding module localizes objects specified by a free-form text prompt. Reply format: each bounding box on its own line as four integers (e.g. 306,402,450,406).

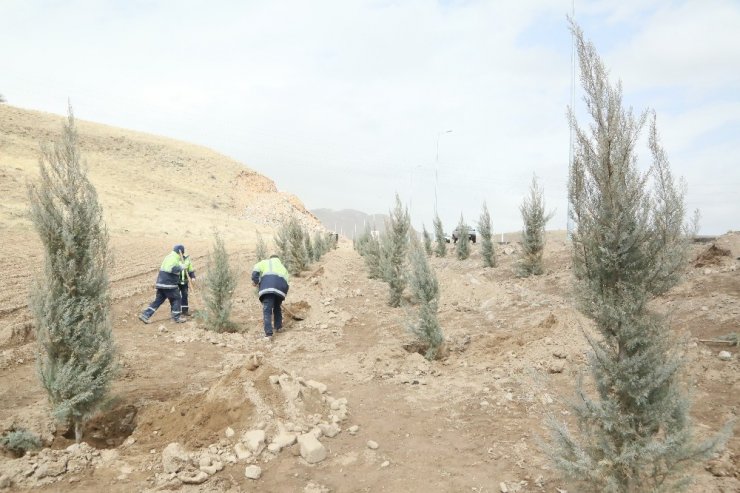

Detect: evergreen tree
201,232,238,333
433,213,446,257
478,201,496,267
274,222,289,269
304,229,314,265
422,225,433,256
455,214,470,260
407,236,444,360
27,105,116,443
363,233,383,279
255,231,267,261
547,21,732,492
385,194,411,307
287,217,308,275
312,230,326,261
518,175,553,276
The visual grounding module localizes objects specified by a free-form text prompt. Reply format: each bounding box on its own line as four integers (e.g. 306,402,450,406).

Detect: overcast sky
2,0,739,235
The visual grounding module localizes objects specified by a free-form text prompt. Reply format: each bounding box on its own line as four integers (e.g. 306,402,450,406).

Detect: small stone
298,434,327,464
348,425,359,435
380,460,390,468
158,324,167,333
367,440,379,450
305,380,328,394
162,443,190,473
200,461,223,475
269,375,280,384
225,427,235,438
500,482,509,493
178,470,209,485
718,351,732,361
480,400,490,407
548,361,565,374
199,455,212,468
243,429,266,454
318,423,341,438
234,443,250,460
123,437,136,447
245,465,262,480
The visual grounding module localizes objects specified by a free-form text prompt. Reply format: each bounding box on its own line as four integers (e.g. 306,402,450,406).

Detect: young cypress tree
255,231,267,261
517,175,553,276
385,194,411,307
363,233,383,279
547,21,732,492
282,217,307,276
201,232,238,333
312,230,326,261
478,201,496,267
454,214,470,260
422,225,433,256
407,235,444,360
27,105,116,443
433,213,446,257
304,229,314,265
274,222,290,269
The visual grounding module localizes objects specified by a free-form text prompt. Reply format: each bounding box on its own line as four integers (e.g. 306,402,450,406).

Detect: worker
178,252,197,317
139,244,188,324
251,254,290,340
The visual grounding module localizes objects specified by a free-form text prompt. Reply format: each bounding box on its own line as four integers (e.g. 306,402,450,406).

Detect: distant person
178,252,197,317
251,254,290,340
139,244,188,324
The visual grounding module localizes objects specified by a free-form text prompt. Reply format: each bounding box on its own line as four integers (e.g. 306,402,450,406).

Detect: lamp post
435,129,452,213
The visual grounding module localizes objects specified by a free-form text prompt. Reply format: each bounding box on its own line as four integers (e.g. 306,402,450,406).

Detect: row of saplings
352,24,734,493
0,107,338,470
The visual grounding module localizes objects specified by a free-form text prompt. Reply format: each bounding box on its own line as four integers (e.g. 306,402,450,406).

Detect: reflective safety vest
251,257,290,301
155,251,184,289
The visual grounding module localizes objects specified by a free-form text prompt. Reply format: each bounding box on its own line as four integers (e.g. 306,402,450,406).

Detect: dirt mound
695,244,731,267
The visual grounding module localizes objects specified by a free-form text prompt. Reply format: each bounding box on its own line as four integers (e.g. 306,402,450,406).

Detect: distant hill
311,208,389,239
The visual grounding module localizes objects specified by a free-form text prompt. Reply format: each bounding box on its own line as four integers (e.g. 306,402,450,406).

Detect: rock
381,460,390,468
267,443,281,453
0,474,11,489
225,427,235,438
36,458,68,478
305,380,328,393
269,375,280,384
200,461,223,475
348,425,359,435
552,350,567,359
234,443,250,460
243,429,266,454
718,351,732,361
244,465,262,480
548,360,565,374
500,481,509,493
178,470,209,485
123,437,136,447
158,324,167,333
100,449,119,463
367,440,379,450
298,433,327,464
271,432,297,452
245,352,263,371
162,443,191,473
318,423,341,438
304,481,330,493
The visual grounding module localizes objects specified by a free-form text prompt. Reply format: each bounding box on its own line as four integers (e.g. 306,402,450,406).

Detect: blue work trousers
261,293,283,336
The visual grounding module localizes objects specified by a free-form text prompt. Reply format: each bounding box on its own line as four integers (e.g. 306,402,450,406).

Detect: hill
311,208,389,238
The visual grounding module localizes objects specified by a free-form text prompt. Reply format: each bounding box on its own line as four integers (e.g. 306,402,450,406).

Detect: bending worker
139,244,188,324
251,254,290,340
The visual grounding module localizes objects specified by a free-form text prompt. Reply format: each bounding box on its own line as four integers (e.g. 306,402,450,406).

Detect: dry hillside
0,106,738,492
0,104,320,342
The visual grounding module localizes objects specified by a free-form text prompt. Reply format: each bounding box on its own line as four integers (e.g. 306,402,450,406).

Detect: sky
2,0,739,235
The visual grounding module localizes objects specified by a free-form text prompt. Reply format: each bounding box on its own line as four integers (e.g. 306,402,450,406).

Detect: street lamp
434,129,453,213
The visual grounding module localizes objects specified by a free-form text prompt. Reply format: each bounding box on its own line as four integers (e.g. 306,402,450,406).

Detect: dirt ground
0,105,738,492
